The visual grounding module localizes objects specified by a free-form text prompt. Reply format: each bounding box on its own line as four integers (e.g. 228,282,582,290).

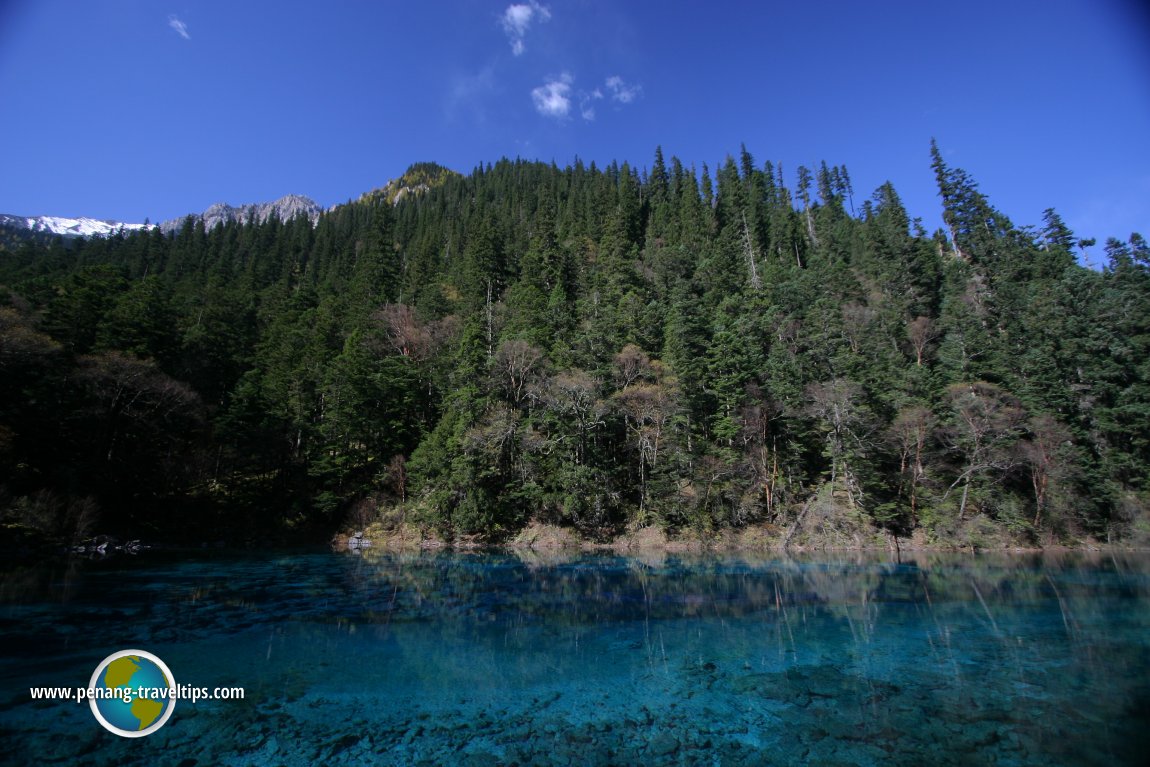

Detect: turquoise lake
2,548,1149,765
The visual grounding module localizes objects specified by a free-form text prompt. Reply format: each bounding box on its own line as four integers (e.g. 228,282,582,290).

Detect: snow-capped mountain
0,213,153,238
1,194,324,241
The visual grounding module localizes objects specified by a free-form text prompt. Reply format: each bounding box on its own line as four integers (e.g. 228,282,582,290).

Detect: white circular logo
88,649,177,738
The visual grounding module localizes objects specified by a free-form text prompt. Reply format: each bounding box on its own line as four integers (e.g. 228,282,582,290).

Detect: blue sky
1,0,1147,258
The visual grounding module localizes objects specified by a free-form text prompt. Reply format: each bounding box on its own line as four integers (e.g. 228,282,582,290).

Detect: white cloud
579,88,604,121
531,74,642,122
531,73,573,119
168,15,190,40
446,65,497,123
501,2,550,56
605,75,641,104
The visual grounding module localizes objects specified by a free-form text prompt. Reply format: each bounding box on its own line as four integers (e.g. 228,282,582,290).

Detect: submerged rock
649,732,680,756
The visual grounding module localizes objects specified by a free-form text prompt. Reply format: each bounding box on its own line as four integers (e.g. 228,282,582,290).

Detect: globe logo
88,650,176,737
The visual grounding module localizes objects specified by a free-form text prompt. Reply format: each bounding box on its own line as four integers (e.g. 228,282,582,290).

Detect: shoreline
336,521,1139,556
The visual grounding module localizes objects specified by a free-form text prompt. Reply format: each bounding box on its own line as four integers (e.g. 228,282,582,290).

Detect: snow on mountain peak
0,213,153,238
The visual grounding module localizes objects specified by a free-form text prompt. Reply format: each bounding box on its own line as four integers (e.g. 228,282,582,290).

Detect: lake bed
2,549,1148,765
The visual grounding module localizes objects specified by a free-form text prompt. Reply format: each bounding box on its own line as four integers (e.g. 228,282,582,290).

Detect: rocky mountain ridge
2,164,457,241
159,194,322,233
359,162,461,205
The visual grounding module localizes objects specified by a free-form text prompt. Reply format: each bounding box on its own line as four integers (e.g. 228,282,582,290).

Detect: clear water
2,548,1149,766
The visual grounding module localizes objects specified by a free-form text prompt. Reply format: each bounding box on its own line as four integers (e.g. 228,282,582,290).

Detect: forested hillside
2,143,1148,548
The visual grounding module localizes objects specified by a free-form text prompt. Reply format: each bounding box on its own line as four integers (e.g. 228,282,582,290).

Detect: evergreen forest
2,144,1149,549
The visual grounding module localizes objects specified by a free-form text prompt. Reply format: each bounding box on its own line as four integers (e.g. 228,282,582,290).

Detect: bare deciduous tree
906,315,939,366
386,454,408,503
805,379,871,509
941,382,1024,520
464,402,520,460
1019,414,1076,528
613,381,677,514
890,405,935,523
494,339,544,405
612,344,652,389
536,369,605,465
738,387,785,521
841,302,875,354
372,304,457,362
